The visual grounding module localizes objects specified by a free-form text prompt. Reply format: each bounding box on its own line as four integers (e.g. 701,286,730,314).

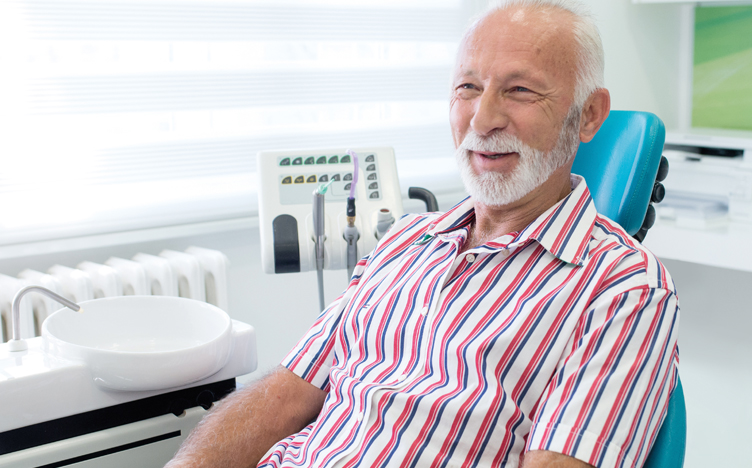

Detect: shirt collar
426,175,597,266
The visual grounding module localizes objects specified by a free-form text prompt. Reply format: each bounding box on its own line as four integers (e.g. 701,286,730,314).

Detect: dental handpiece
313,190,326,273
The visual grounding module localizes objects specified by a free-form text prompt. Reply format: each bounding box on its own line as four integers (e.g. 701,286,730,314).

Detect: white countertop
644,219,752,273
0,320,256,433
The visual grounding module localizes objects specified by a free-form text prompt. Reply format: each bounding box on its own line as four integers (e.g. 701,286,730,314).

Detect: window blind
0,0,466,245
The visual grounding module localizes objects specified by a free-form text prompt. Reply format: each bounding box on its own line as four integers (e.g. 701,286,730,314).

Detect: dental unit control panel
258,147,404,277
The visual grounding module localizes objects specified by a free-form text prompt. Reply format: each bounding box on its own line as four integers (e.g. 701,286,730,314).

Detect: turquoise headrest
572,110,665,235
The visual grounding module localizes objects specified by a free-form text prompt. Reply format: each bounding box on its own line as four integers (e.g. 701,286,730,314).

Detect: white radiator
0,246,229,343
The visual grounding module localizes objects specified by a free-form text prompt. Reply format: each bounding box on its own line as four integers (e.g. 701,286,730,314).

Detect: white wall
594,1,688,129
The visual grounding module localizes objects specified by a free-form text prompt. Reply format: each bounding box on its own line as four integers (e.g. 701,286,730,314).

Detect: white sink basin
42,296,233,391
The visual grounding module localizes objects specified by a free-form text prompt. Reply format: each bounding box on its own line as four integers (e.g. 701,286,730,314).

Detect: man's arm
522,450,595,468
165,365,327,468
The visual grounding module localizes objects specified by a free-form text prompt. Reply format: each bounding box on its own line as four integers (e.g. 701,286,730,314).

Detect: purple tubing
347,149,359,199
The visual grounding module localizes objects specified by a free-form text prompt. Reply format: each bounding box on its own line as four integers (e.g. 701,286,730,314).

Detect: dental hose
343,150,361,280
313,180,333,312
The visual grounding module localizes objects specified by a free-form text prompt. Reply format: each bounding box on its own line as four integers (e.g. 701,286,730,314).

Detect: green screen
692,6,752,131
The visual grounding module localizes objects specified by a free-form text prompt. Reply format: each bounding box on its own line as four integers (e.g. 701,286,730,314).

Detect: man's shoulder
588,213,675,293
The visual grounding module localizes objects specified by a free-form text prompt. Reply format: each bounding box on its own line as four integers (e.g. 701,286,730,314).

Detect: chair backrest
573,110,686,468
644,378,687,468
572,110,665,236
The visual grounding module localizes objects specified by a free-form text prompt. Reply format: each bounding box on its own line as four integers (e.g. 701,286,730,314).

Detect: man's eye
459,83,476,90
511,86,531,93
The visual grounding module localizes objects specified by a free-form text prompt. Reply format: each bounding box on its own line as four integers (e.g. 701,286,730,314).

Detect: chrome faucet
6,286,81,352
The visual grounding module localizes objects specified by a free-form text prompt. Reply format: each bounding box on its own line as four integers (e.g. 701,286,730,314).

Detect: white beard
455,107,582,207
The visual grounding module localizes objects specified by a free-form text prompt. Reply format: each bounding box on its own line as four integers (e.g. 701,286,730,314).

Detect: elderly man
167,1,679,467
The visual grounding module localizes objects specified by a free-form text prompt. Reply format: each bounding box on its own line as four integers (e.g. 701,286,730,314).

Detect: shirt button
398,373,408,381
465,253,475,263
420,306,429,316
356,412,364,421
500,250,510,258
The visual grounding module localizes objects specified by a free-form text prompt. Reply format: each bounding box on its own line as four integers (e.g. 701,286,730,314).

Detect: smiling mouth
473,151,516,160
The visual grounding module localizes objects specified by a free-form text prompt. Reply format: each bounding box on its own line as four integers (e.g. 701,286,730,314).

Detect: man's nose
470,93,508,137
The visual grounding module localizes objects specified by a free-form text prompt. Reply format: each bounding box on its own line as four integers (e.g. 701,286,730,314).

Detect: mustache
458,131,529,155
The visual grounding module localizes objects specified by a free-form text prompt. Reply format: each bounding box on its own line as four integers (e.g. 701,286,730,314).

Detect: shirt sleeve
526,284,680,468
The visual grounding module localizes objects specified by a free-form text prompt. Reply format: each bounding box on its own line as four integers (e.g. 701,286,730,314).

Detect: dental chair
572,110,686,468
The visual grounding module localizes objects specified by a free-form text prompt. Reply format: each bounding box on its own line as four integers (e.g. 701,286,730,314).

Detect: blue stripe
557,193,592,263
534,194,569,242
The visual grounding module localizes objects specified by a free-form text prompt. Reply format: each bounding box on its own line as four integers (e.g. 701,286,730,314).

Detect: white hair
474,0,605,109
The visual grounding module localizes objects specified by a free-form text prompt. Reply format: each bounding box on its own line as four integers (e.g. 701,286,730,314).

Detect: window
0,0,467,245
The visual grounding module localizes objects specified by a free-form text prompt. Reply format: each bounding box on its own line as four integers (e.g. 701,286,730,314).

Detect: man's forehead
454,66,543,84
454,7,577,76
461,6,574,53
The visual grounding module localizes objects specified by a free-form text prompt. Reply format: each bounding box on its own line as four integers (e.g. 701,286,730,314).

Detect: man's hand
165,365,326,468
522,450,596,468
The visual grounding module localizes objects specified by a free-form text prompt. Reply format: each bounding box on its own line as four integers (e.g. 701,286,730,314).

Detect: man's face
450,7,582,206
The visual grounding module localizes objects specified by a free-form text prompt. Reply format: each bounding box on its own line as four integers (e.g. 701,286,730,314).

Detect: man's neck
460,171,573,254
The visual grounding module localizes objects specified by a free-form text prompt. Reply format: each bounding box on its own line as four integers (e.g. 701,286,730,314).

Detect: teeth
477,153,503,159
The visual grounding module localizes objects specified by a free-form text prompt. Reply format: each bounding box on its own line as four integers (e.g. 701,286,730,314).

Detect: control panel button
304,157,315,165
331,174,341,181
367,173,377,180
319,174,329,182
366,164,376,171
316,156,327,164
281,176,292,184
294,175,305,184
343,173,353,181
365,154,375,162
292,157,303,165
369,191,379,199
306,175,317,183
340,155,351,163
344,183,351,191
280,157,291,166
368,182,378,189
328,156,339,164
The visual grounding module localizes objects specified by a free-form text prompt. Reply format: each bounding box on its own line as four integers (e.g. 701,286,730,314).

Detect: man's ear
579,88,610,143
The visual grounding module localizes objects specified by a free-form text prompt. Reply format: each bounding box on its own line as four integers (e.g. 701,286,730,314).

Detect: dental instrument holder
7,285,80,352
375,209,396,241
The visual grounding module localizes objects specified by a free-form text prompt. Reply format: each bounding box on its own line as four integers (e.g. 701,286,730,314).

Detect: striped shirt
260,175,680,468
